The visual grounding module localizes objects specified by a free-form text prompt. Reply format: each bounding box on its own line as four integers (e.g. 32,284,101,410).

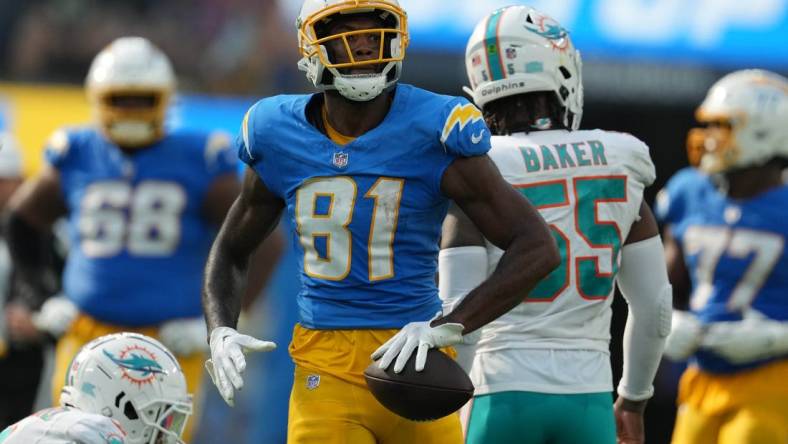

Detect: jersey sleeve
43,129,75,170
438,97,491,157
236,101,260,167
616,132,656,188
234,99,284,197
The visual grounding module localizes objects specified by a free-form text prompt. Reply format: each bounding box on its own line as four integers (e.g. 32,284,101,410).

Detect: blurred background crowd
0,0,785,443
0,0,297,95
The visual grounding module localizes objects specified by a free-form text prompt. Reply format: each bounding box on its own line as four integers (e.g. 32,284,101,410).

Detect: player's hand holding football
701,309,788,364
663,310,703,361
371,313,464,373
205,326,276,407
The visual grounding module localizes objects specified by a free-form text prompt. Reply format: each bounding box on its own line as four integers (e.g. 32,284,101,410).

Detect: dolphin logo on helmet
103,349,165,378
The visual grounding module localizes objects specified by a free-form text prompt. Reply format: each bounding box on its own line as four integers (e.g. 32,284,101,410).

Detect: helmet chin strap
329,62,396,102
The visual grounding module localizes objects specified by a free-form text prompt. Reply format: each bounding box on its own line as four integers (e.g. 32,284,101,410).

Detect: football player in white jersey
442,6,672,444
0,332,192,444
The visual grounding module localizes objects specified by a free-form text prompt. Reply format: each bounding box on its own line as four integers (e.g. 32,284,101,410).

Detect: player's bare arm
3,166,68,342
202,167,282,406
436,155,560,333
203,168,284,331
6,165,66,290
624,201,658,245
201,171,280,309
7,165,67,229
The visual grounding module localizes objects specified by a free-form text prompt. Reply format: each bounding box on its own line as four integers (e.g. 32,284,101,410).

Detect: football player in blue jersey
5,37,241,441
657,69,788,443
201,0,560,442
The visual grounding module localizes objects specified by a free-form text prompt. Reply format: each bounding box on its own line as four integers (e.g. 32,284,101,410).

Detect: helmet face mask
86,37,175,147
464,6,583,130
297,0,408,101
687,69,788,174
138,399,191,444
686,116,738,173
60,333,192,444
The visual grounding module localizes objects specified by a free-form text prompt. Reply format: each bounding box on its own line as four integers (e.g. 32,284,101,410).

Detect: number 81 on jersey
295,177,404,282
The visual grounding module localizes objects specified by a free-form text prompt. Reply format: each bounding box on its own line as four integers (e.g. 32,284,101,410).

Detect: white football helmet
687,69,788,173
86,37,176,147
60,332,192,444
296,0,408,101
464,5,583,130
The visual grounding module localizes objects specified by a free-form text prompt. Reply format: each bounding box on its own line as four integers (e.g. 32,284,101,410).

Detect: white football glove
663,310,703,361
205,326,276,407
701,309,788,364
371,313,464,373
159,317,209,356
31,295,78,338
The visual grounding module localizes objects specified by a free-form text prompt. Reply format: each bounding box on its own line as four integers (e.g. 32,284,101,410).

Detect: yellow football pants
672,359,788,444
287,324,463,444
52,314,205,443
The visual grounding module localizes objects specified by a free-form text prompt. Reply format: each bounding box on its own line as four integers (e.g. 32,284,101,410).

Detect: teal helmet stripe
484,9,506,81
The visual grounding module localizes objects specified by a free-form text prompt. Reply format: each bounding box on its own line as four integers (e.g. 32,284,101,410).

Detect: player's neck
323,90,393,137
724,164,784,199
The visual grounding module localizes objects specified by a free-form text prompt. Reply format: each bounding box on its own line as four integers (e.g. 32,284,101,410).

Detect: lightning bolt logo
441,103,483,144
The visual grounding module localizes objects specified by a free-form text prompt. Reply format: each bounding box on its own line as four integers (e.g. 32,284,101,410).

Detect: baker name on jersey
519,139,608,173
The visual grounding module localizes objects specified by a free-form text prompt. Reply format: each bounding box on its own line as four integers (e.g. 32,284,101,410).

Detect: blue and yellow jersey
239,84,490,330
45,127,237,326
656,167,788,373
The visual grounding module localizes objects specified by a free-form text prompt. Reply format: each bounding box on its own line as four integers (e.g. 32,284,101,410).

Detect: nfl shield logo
306,374,320,390
506,47,517,59
332,151,349,169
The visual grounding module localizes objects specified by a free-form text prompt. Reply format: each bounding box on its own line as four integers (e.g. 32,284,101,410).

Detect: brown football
364,348,474,421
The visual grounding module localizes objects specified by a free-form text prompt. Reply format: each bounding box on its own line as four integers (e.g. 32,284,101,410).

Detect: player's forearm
4,211,55,291
202,238,248,334
436,233,559,333
202,203,259,333
203,178,283,333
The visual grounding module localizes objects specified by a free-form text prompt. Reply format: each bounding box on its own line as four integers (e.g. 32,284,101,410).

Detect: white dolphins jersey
470,129,655,396
0,407,125,444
